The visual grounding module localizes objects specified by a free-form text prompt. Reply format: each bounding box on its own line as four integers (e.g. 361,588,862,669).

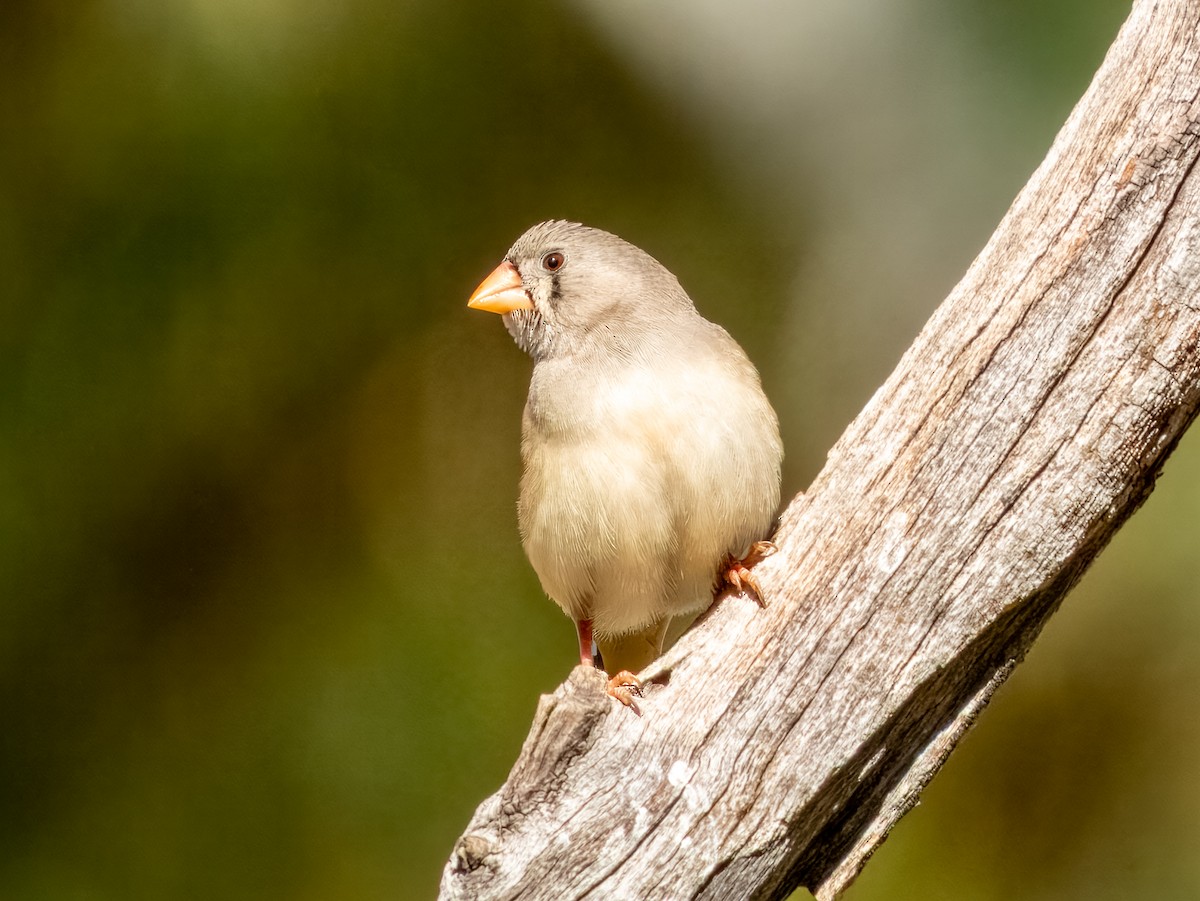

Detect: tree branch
441,2,1200,898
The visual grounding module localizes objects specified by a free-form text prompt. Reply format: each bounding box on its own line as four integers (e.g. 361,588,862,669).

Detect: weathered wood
440,1,1200,898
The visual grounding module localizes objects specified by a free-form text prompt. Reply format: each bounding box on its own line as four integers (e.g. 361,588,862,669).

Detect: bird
467,221,783,711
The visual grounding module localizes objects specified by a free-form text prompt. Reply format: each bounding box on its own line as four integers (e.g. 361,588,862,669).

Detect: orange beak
467,261,533,314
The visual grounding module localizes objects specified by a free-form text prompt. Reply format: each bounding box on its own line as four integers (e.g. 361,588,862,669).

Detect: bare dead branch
441,2,1200,898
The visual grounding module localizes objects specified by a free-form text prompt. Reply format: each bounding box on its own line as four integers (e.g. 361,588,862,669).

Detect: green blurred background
4,0,1197,898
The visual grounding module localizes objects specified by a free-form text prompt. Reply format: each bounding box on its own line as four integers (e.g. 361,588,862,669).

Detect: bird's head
467,220,693,361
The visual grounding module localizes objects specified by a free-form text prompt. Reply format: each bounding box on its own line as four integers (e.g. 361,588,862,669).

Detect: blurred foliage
1,1,788,898
2,0,1196,899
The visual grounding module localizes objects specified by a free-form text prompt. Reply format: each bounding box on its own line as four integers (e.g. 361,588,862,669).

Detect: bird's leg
575,618,596,667
593,619,670,715
575,618,642,713
721,539,777,606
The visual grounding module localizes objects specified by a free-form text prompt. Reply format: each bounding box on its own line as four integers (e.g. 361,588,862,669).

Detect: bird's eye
541,252,565,272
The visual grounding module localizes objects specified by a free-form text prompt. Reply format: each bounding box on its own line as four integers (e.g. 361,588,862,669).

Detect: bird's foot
722,540,777,606
606,670,643,716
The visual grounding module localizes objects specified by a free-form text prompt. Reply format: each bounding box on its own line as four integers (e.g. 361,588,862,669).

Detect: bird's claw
606,670,643,716
722,539,776,606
